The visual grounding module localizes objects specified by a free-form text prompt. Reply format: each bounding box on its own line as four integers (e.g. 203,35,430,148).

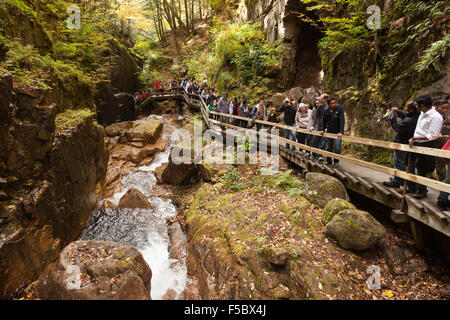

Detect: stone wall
237,0,323,89
0,73,108,298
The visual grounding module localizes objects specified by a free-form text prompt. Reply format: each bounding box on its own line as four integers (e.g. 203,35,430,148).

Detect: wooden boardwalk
145,87,450,247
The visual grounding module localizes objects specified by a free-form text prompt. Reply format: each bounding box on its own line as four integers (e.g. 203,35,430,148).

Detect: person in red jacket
154,79,160,89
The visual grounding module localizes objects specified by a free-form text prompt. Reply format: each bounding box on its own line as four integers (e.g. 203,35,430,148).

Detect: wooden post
410,220,424,250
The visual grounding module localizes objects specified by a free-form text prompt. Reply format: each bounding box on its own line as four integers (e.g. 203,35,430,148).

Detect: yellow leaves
384,290,394,298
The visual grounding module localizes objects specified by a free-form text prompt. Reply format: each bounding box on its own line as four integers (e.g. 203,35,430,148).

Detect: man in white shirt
408,95,444,199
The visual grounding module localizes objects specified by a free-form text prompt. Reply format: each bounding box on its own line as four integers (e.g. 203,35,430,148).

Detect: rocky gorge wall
0,72,108,298
237,0,323,89
237,0,449,142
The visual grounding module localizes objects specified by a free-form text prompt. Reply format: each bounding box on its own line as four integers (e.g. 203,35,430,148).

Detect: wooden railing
146,86,450,194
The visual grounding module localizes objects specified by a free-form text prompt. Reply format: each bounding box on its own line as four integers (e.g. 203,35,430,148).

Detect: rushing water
81,115,186,300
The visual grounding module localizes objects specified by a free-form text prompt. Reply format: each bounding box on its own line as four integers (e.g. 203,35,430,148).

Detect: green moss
322,198,356,225
55,109,94,133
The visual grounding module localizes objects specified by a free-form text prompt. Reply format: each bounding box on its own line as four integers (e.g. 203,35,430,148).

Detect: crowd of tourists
381,96,450,208
161,77,450,209
134,79,179,105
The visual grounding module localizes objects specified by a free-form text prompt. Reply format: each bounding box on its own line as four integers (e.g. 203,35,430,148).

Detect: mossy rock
322,198,356,225
305,173,349,208
325,209,386,251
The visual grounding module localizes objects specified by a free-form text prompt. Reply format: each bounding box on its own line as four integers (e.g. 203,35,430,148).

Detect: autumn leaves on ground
173,157,449,300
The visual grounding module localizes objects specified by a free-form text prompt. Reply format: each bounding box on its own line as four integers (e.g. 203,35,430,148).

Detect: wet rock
325,209,386,251
110,138,166,164
322,198,356,225
156,161,200,185
168,222,185,260
101,200,115,211
35,240,151,300
305,172,349,207
155,148,200,184
162,288,177,300
118,189,152,210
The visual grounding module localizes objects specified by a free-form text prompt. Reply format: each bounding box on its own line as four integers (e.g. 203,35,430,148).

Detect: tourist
239,99,250,128
154,79,160,90
218,93,230,124
278,97,298,150
231,97,239,126
382,101,420,190
268,107,278,123
310,94,328,160
434,99,449,120
408,95,444,199
248,99,266,131
435,98,450,184
321,97,345,167
437,138,450,210
296,103,311,150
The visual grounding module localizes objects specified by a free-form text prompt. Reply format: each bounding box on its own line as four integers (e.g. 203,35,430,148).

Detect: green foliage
221,165,247,191
416,35,450,72
213,22,284,87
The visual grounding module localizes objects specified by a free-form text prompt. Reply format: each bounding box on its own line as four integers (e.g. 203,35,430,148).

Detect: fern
416,35,450,72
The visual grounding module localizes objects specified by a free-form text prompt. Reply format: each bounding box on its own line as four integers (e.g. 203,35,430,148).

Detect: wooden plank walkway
145,88,450,244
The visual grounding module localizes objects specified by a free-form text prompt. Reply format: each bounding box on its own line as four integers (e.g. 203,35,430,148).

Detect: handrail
208,111,450,159
145,86,450,192
209,118,450,194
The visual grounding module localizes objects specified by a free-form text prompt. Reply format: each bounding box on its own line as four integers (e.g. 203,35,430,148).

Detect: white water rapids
81,115,186,300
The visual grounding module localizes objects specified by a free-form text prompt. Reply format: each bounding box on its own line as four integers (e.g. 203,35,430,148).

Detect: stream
80,114,187,300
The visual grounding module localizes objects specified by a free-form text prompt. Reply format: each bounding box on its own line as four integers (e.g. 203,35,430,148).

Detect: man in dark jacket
321,97,345,167
278,97,297,150
383,101,420,189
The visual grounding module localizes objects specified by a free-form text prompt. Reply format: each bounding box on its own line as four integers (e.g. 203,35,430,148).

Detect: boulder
288,87,320,105
110,138,166,164
325,209,386,251
155,147,200,185
118,189,152,209
198,161,218,182
321,198,356,225
305,173,349,207
105,120,163,146
271,93,286,107
156,161,200,185
35,240,152,300
128,120,163,145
